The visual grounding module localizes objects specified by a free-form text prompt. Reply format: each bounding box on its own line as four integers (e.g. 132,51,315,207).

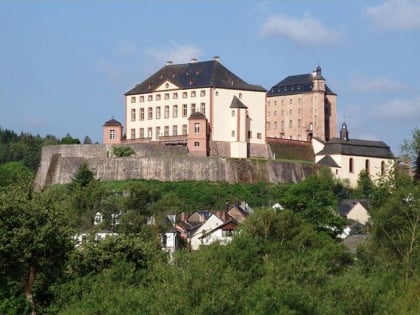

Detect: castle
97,58,393,187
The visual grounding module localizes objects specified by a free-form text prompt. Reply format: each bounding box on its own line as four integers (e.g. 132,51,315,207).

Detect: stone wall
35,143,316,189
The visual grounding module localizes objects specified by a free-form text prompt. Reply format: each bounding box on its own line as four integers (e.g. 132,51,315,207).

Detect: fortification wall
35,144,316,189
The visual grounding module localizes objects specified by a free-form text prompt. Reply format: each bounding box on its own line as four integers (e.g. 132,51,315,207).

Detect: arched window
349,158,354,173
381,161,385,175
365,159,370,174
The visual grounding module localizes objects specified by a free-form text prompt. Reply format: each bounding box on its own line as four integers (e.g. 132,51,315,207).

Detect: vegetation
0,127,419,314
112,145,135,157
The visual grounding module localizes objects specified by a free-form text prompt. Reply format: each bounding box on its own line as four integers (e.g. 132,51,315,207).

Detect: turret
340,122,349,141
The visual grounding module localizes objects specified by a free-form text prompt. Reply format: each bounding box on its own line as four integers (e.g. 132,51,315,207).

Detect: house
123,57,267,158
314,122,394,187
198,219,238,246
338,199,370,225
190,214,225,250
227,201,253,223
266,66,337,142
103,118,123,145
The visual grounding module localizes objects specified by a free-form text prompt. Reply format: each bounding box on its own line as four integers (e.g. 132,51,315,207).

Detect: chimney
190,58,198,63
166,60,173,65
213,56,220,62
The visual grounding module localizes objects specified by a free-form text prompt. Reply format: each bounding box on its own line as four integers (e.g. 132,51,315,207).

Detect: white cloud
363,0,420,31
114,40,137,57
350,76,405,92
259,13,340,46
146,42,202,66
97,58,121,83
372,98,420,121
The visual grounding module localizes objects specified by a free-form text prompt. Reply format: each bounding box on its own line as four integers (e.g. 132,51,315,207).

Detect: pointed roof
267,67,336,97
103,118,122,127
188,112,207,120
125,60,266,95
230,96,248,109
317,155,340,168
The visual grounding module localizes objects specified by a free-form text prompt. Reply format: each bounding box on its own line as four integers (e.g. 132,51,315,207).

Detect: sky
0,0,419,155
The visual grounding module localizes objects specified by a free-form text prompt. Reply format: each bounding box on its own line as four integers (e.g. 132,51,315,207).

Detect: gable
154,80,180,91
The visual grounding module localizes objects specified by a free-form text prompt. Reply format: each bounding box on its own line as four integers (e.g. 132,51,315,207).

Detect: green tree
0,162,34,187
0,182,74,314
69,162,94,189
60,133,80,144
113,145,135,157
401,127,420,182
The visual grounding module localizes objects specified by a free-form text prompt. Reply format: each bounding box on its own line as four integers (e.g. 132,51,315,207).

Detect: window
274,121,277,129
349,158,354,173
267,122,271,130
156,106,161,119
164,106,170,118
200,103,205,114
281,110,284,115
182,104,187,117
156,94,161,101
172,125,178,136
274,100,277,106
182,124,187,135
164,93,169,100
274,111,277,116
173,92,178,99
191,91,196,97
148,107,153,119
289,120,292,128
257,133,262,139
200,90,205,97
164,126,169,136
289,109,292,115
281,99,284,105
140,108,144,120
365,159,370,174
148,95,153,101
173,105,178,118
139,128,144,138
109,129,115,140
131,109,136,121
232,110,235,117
131,128,136,139
381,161,385,175
248,131,252,138
280,121,284,129
165,83,169,88
298,98,302,104
289,98,292,104
298,119,301,128
268,111,271,117
182,92,187,98
191,103,196,113
140,96,144,102
194,141,200,147
231,130,235,137
298,108,301,114
156,127,160,139
194,122,200,134
130,96,136,103
239,93,242,99
147,128,152,138
215,91,219,96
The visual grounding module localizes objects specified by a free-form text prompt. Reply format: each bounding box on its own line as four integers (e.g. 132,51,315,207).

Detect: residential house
338,199,370,225
190,214,225,250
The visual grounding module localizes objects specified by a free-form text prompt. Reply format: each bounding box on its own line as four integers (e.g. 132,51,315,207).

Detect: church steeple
340,122,349,141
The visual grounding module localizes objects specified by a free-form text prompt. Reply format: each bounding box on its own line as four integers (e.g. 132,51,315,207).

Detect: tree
113,145,135,157
0,162,34,187
401,127,420,182
69,162,94,189
83,136,92,144
60,134,80,144
0,182,74,314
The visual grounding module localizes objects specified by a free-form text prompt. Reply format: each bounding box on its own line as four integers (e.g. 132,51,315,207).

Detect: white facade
190,214,224,250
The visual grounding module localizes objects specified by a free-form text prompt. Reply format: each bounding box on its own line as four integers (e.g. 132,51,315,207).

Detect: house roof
338,199,370,217
125,60,266,95
230,96,248,109
267,70,336,97
188,111,207,120
103,118,122,127
318,155,341,168
317,138,394,159
198,219,238,239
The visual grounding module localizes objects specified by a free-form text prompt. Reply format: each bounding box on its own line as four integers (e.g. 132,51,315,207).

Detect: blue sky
0,0,419,155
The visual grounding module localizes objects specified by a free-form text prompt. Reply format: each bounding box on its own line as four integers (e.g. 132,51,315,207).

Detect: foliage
401,127,420,182
60,134,80,144
0,162,34,187
69,162,95,189
112,145,135,157
0,181,74,314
